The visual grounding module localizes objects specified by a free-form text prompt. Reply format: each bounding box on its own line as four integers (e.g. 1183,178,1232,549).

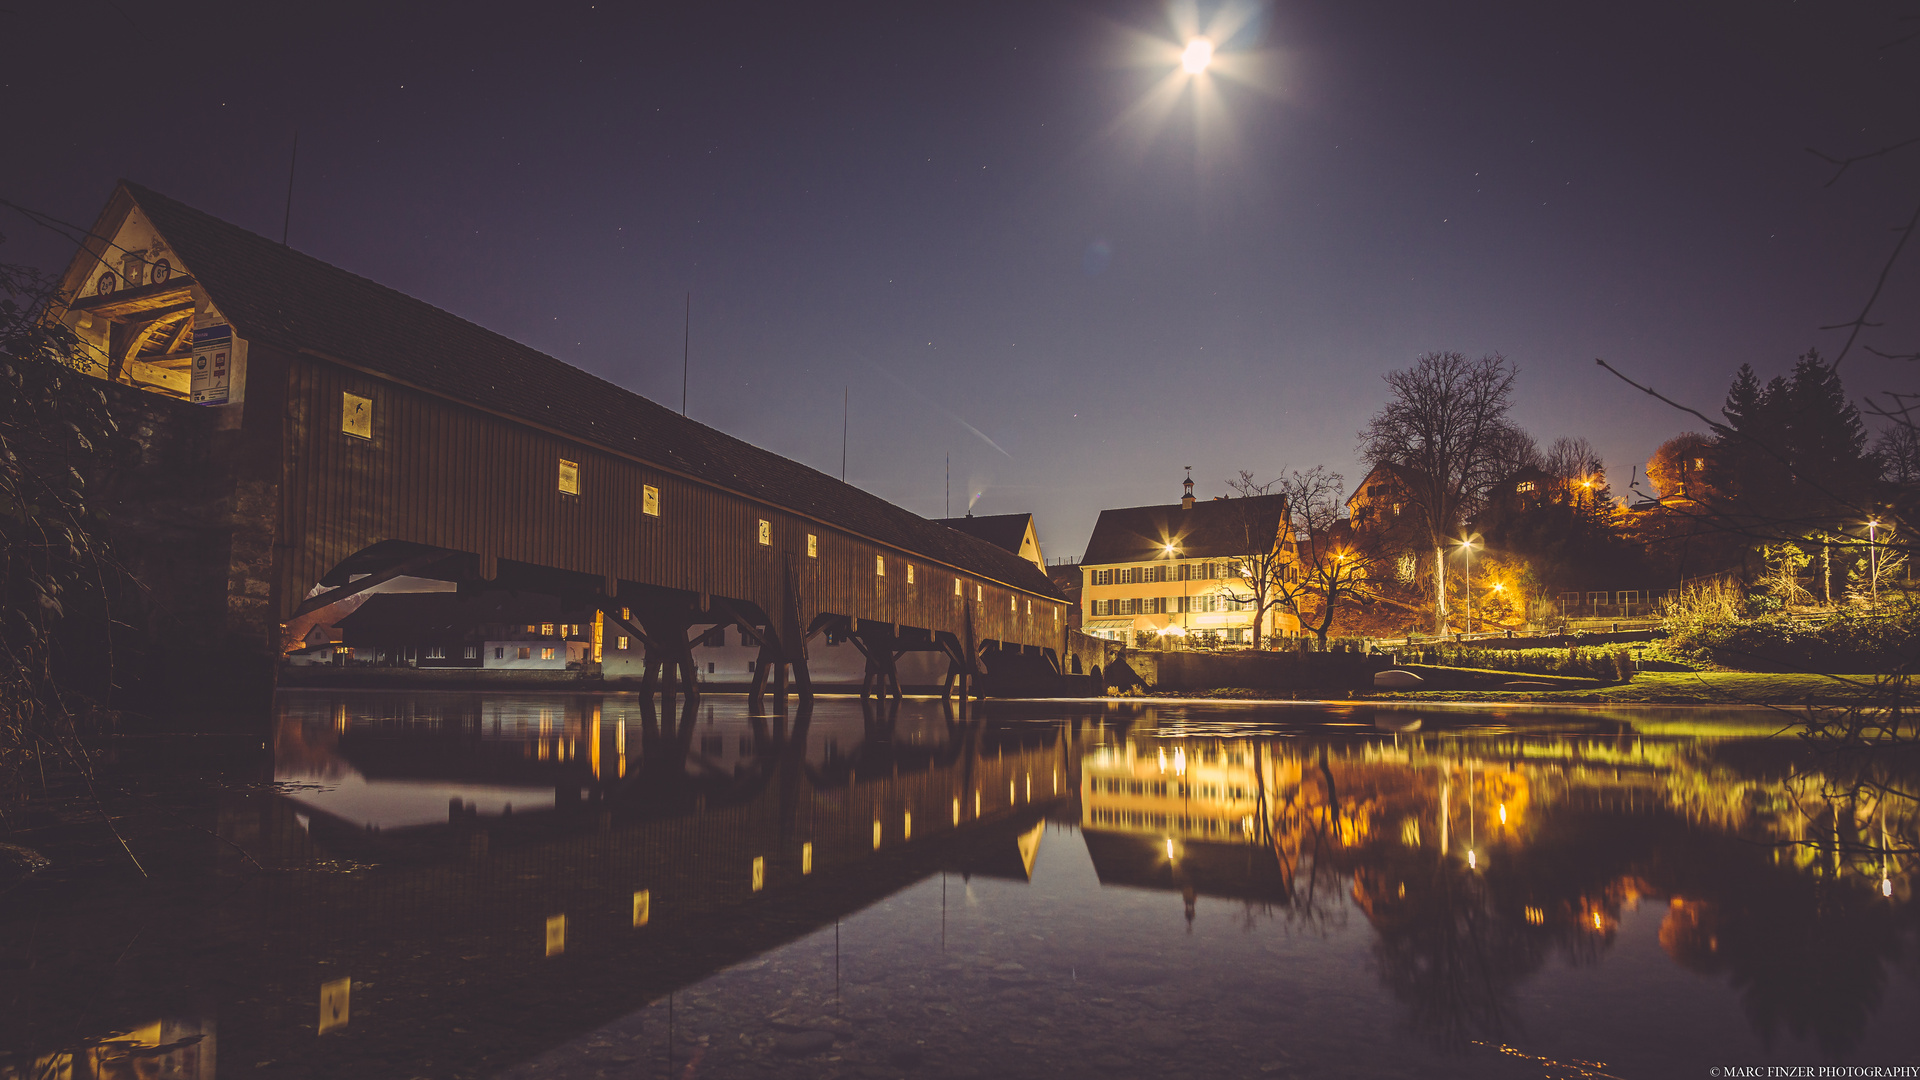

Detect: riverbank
1368,670,1899,706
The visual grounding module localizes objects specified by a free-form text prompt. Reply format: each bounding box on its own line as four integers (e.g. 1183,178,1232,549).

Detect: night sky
5,1,1915,560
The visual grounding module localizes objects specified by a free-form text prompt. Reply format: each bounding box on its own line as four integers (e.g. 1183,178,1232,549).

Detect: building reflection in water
1079,721,1917,1055
4,695,1915,1077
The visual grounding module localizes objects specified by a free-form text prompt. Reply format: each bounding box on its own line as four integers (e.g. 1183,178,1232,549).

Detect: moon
1181,37,1214,74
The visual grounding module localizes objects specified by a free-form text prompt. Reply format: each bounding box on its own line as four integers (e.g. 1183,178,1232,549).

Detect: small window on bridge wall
558,459,580,496
341,392,372,439
807,534,818,558
875,556,886,577
907,565,915,584
757,520,772,546
643,485,659,516
976,585,983,602
954,578,962,597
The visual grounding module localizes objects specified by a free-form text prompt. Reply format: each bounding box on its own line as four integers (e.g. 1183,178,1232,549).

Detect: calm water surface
4,692,1917,1079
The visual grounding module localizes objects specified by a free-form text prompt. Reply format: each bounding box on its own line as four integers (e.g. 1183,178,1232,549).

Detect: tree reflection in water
1084,725,1918,1057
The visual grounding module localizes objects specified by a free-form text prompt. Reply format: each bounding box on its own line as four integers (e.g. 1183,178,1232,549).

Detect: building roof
1344,462,1426,509
83,182,1062,601
337,591,561,639
1081,494,1288,565
934,513,1032,555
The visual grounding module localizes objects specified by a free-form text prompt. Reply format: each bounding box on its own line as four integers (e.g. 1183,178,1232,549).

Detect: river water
3,691,1916,1079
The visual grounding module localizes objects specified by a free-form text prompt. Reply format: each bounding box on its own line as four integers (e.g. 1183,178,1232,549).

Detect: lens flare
1181,37,1214,73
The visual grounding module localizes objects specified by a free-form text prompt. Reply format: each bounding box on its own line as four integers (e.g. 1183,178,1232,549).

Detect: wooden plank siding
273,348,1065,652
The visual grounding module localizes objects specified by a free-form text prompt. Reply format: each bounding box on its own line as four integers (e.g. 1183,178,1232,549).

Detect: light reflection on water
3,691,1916,1079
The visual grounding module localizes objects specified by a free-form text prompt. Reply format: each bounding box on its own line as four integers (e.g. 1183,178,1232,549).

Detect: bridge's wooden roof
115,182,1062,600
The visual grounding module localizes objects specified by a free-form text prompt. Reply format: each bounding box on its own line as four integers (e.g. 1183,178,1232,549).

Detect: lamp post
1867,518,1882,613
1164,542,1186,646
1457,537,1480,635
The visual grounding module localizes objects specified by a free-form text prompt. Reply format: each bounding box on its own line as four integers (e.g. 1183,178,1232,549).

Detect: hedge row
1404,646,1632,682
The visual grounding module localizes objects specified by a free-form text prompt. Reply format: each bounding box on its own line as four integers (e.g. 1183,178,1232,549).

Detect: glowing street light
1457,536,1481,635
1867,518,1883,612
1181,37,1214,74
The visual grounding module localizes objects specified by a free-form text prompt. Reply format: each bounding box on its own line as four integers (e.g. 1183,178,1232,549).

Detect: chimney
1181,466,1195,510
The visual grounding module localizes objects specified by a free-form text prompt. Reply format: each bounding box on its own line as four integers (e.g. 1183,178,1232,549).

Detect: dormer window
1516,480,1536,493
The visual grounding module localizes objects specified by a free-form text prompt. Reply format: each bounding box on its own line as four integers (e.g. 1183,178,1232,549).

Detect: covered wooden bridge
54,182,1067,712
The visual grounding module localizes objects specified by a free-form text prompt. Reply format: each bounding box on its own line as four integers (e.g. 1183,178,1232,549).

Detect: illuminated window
976,585,983,602
757,519,772,545
541,647,556,660
541,623,555,636
954,578,963,596
616,635,629,651
1516,480,1536,493
1010,596,1017,612
558,458,580,495
643,484,659,516
906,565,915,584
807,533,818,558
341,392,372,439
876,556,886,576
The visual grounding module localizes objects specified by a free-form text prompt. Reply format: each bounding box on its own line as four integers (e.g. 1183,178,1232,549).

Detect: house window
616,635,628,651
1516,480,1536,493
464,645,477,660
1092,599,1108,616
518,647,532,660
426,645,446,659
1010,596,1017,612
954,578,963,596
876,556,886,577
807,533,818,558
1368,484,1385,497
643,484,659,516
1392,503,1402,516
757,519,772,546
907,565,915,584
540,647,556,660
1093,568,1112,585
341,392,373,439
708,662,716,674
526,624,537,633
558,458,580,495
747,660,757,673
495,647,505,660
541,623,555,636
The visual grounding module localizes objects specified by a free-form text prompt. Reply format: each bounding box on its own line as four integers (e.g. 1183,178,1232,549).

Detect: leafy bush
1661,607,1920,674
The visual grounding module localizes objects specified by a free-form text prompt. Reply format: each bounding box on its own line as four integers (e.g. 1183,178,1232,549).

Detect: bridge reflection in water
4,697,1917,1079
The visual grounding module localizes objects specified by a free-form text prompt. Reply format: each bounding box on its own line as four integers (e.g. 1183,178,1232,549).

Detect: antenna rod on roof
946,453,950,518
681,292,690,416
281,130,298,246
841,385,849,482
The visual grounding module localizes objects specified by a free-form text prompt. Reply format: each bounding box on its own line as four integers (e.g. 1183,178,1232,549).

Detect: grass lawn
1372,670,1899,706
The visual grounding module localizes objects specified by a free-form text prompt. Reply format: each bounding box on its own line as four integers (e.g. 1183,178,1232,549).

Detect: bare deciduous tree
1217,472,1293,650
1270,466,1378,648
1358,352,1533,634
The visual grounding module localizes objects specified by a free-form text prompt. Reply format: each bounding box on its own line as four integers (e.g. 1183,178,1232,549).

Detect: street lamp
1457,536,1480,635
1164,541,1187,644
1867,518,1882,612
